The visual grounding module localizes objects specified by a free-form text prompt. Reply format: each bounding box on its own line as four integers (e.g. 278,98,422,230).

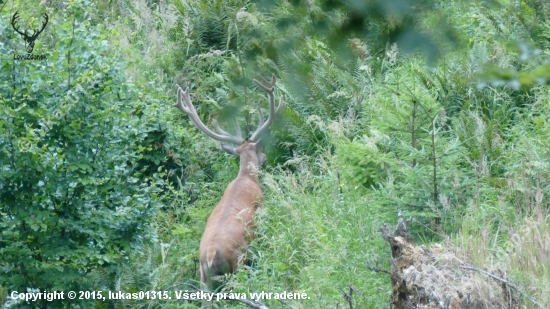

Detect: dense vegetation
1,0,549,308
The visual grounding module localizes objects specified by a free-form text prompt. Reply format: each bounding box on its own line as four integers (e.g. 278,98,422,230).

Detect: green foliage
120,0,549,307
0,1,162,307
2,0,550,308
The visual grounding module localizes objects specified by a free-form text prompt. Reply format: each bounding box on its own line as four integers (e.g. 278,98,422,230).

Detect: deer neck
237,153,260,181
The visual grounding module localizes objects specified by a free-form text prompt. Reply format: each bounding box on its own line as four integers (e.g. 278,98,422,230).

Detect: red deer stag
173,75,283,292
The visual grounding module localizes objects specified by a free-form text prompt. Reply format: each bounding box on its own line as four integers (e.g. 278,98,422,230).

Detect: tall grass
218,151,392,308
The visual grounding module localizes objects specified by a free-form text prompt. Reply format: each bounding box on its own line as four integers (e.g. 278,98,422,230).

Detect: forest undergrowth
1,0,549,308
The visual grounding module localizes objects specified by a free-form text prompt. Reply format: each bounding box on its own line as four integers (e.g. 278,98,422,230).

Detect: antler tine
174,85,244,145
233,117,243,140
214,119,230,135
253,74,276,92
214,117,242,141
257,107,265,127
250,74,284,142
275,96,284,114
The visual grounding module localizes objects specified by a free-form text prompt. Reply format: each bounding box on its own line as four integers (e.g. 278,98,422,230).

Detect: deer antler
174,75,283,145
249,74,284,142
174,85,245,145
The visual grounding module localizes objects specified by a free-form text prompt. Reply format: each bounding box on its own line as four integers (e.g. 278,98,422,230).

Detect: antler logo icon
11,11,49,54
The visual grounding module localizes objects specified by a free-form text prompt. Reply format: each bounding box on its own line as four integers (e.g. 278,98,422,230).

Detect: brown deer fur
199,141,265,291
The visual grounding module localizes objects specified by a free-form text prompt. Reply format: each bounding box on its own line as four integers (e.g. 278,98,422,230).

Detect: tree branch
460,265,543,308
232,298,270,309
366,264,391,275
277,299,296,309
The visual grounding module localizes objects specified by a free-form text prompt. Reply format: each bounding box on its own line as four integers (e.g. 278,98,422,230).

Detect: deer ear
254,144,267,166
221,144,237,155
258,152,267,166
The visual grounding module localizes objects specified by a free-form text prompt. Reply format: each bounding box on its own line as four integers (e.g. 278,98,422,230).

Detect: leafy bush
0,1,162,307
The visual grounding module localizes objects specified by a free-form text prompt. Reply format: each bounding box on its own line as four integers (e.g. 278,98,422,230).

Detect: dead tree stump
377,219,520,309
